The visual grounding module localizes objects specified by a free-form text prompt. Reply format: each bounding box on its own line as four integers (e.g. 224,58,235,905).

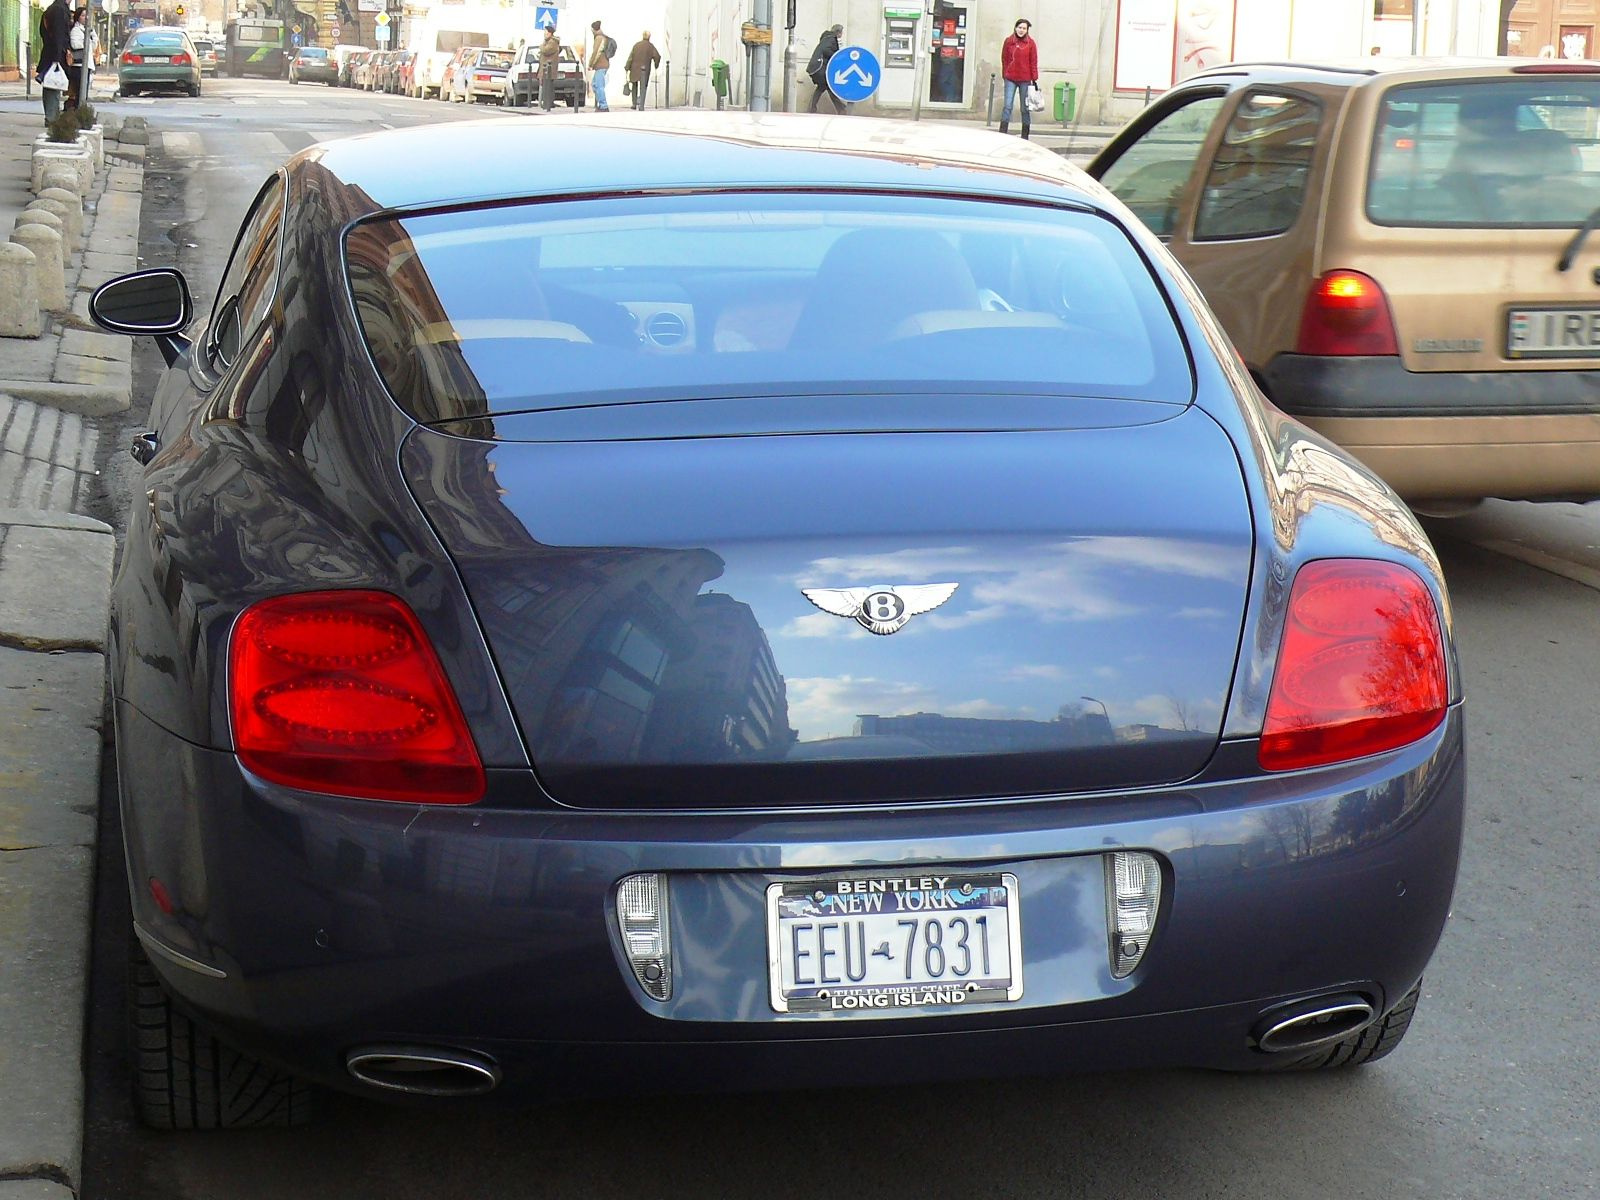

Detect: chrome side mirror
89,269,195,366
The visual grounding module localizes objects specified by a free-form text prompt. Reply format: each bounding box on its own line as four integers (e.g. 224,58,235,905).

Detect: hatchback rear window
1368,79,1600,226
476,51,512,68
299,47,328,58
344,193,1192,423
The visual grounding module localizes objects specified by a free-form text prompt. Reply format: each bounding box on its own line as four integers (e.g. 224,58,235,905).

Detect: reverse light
1260,560,1448,772
1295,269,1400,356
616,874,672,1000
1105,852,1161,979
229,590,485,803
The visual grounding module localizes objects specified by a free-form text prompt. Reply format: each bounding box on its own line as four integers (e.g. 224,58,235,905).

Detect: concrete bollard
28,197,80,257
36,188,85,250
40,166,83,198
0,242,44,338
13,209,66,249
10,224,67,312
31,146,93,196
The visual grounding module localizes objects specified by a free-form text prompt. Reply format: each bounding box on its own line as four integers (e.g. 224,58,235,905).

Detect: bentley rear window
344,192,1192,423
1369,79,1600,226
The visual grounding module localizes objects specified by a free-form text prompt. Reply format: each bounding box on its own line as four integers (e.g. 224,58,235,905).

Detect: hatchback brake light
230,590,485,803
1260,560,1448,772
1295,269,1400,356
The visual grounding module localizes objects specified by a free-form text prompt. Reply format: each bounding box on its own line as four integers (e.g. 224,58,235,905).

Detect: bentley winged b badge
801,583,959,635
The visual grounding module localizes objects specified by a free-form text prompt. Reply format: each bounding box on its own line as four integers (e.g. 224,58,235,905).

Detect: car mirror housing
89,269,194,365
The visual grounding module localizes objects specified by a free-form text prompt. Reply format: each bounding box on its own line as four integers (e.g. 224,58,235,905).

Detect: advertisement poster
1176,0,1236,79
1115,0,1177,91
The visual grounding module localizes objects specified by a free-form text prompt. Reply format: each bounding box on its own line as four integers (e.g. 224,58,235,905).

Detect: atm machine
880,6,920,105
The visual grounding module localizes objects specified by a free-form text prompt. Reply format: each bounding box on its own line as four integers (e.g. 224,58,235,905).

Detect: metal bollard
987,73,995,127
0,242,44,339
10,224,67,313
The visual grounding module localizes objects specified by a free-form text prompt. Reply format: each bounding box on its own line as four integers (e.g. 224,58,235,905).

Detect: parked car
116,26,201,98
409,48,453,99
358,49,387,90
1087,58,1600,505
87,113,1463,1128
391,48,417,94
447,45,511,102
504,37,585,108
332,45,366,86
288,45,337,85
190,36,219,76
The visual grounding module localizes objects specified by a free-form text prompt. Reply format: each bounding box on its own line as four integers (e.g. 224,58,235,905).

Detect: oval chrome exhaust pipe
1252,994,1376,1054
346,1046,501,1096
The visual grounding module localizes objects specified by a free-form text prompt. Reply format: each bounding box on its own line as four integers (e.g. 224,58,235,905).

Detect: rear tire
1275,982,1421,1070
127,933,315,1129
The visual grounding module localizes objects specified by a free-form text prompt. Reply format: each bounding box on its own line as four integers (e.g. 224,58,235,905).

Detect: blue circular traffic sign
825,45,881,102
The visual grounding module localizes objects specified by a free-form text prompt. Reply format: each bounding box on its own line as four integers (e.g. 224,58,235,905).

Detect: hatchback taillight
1295,269,1400,356
1260,560,1448,772
230,590,485,803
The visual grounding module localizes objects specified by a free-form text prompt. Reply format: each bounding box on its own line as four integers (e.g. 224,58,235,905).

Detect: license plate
1507,306,1600,358
766,872,1022,1014
145,56,170,63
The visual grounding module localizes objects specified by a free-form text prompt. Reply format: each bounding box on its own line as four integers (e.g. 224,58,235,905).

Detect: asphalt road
78,76,1600,1200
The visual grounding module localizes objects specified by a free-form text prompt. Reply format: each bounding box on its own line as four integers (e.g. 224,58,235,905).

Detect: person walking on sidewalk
806,23,845,114
589,20,616,111
67,6,97,111
998,17,1039,139
624,31,659,109
35,0,73,125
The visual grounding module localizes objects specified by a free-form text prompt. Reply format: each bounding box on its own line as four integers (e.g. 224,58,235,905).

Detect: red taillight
122,51,142,64
171,51,191,65
230,591,485,803
1260,560,1448,772
1295,269,1400,356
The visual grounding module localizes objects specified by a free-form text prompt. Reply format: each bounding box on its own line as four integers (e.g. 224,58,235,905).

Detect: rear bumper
294,66,338,83
117,66,199,87
1263,353,1600,500
117,698,1465,1100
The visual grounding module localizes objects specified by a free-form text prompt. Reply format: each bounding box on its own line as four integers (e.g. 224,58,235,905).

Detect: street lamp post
1080,695,1110,720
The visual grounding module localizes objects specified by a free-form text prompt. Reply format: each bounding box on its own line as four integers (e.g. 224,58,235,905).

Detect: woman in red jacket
999,18,1038,138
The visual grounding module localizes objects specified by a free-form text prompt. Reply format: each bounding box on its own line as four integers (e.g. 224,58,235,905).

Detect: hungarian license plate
766,872,1022,1014
1507,307,1600,358
145,56,170,63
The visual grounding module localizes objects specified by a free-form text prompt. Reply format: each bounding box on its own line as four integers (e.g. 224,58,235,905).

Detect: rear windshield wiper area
1557,204,1600,272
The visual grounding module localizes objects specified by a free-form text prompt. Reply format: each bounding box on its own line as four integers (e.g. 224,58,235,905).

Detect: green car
117,27,202,98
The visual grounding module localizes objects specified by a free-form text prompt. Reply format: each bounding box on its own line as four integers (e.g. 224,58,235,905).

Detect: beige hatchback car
1087,59,1600,504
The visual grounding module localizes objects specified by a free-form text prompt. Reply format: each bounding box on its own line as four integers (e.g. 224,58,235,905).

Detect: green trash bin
710,58,730,108
1053,80,1076,123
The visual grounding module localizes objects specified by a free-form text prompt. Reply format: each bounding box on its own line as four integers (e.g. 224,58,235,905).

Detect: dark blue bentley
90,113,1465,1128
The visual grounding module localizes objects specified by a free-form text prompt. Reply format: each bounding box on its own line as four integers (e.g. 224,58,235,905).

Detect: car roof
1186,56,1600,90
301,113,1104,215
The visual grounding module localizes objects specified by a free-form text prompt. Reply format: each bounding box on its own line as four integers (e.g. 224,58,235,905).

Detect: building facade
654,0,1507,123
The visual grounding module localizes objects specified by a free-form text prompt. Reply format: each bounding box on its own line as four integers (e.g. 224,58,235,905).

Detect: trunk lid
402,400,1254,809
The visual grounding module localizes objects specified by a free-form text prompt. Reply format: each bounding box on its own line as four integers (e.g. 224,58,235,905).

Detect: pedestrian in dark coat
998,17,1039,138
36,0,73,124
806,23,845,114
624,32,659,109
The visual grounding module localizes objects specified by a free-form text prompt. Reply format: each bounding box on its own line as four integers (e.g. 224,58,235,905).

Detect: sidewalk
0,83,144,1200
